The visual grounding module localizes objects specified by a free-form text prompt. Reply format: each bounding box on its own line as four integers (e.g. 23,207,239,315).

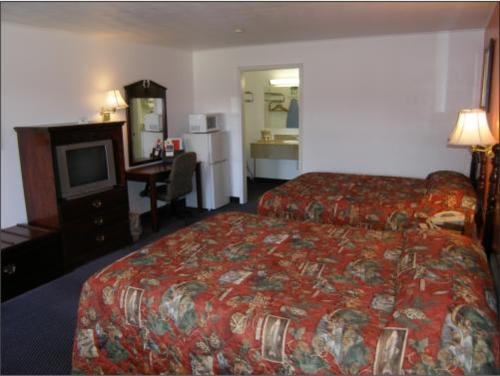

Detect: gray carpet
1,180,282,375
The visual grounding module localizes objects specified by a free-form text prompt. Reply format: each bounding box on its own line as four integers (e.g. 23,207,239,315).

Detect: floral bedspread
72,212,498,375
257,171,476,231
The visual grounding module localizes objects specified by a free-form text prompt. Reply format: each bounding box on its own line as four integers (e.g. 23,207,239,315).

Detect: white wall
193,30,483,203
1,23,193,227
1,25,485,226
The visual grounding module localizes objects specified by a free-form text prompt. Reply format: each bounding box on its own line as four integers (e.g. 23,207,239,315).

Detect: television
55,140,117,199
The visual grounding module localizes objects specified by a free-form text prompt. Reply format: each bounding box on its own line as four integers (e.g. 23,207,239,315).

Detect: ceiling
1,2,495,50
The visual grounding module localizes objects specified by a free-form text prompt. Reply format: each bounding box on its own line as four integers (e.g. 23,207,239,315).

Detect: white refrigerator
183,131,230,210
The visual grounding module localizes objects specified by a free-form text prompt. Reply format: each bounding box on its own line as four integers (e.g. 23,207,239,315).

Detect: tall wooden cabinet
15,122,131,270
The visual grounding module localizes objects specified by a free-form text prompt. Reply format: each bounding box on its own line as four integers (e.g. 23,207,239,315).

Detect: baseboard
248,177,288,184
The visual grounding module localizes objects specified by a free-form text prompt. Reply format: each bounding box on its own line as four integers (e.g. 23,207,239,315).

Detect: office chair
143,152,198,223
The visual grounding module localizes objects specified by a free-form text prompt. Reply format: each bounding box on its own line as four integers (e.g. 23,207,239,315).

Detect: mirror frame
124,79,168,167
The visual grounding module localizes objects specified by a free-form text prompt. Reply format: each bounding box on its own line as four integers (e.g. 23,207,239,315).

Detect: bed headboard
471,151,486,234
483,144,500,254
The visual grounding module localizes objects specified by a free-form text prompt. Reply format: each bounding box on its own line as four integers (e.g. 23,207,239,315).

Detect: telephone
430,211,465,225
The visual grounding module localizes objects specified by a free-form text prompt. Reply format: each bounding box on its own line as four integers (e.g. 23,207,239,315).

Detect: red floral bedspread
72,212,498,375
258,171,477,231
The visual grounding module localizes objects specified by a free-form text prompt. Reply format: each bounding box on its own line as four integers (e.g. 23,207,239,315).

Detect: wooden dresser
15,122,131,270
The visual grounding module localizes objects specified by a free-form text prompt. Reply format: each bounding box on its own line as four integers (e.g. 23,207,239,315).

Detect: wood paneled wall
485,4,499,140
484,4,499,253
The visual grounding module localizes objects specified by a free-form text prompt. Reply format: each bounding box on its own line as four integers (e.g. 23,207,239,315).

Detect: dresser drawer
62,205,129,234
61,221,131,268
60,188,128,221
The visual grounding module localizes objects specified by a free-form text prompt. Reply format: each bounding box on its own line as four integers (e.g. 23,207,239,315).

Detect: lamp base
472,145,494,158
101,112,111,122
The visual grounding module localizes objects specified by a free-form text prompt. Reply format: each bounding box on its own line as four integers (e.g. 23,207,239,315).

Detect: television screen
56,139,116,199
66,146,109,187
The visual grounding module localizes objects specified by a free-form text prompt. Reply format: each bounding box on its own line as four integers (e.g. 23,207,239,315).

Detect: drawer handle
3,264,16,275
92,200,102,208
96,235,106,242
94,216,104,226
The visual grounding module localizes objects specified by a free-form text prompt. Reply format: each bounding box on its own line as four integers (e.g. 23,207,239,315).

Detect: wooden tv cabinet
15,122,131,270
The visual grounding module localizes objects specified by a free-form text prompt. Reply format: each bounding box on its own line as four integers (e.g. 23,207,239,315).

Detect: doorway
240,66,301,201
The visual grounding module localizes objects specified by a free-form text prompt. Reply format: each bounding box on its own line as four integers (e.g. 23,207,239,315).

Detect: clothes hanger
269,103,288,112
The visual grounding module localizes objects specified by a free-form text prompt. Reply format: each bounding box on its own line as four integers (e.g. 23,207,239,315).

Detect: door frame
238,63,304,204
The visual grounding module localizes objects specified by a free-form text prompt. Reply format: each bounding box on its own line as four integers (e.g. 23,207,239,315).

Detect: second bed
258,170,477,232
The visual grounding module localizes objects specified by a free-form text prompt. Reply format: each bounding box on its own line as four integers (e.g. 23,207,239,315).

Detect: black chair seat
138,152,197,225
154,184,168,201
140,183,167,199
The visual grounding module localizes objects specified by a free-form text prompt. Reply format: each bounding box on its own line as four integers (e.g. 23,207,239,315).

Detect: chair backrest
167,152,197,201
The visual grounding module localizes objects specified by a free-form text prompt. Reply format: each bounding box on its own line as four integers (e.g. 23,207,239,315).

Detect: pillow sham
425,170,474,193
418,171,476,230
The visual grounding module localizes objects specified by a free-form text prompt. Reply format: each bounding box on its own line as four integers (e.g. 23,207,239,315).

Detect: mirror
264,86,299,129
125,80,168,166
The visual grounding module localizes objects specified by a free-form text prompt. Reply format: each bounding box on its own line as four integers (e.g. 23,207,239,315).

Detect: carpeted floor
0,179,283,375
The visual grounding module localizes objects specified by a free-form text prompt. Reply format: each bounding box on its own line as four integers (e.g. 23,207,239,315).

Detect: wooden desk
126,161,202,232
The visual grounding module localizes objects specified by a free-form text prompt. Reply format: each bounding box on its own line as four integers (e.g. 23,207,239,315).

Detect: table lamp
448,108,497,157
101,89,128,122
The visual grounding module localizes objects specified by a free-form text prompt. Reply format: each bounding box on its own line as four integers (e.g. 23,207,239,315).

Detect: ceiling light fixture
234,28,244,33
270,78,300,87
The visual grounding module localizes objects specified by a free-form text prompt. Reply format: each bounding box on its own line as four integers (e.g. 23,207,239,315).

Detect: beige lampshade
104,90,128,110
448,108,496,146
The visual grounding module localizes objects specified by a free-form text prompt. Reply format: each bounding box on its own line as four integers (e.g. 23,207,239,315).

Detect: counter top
252,139,299,145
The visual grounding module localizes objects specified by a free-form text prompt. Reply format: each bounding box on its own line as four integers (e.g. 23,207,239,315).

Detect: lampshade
448,108,496,146
105,90,128,109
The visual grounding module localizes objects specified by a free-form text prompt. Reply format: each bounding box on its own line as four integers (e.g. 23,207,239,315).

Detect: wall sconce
101,89,128,122
448,108,497,157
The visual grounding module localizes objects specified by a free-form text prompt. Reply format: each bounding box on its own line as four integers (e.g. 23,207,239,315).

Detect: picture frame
123,286,144,327
151,147,161,159
167,137,183,151
480,39,495,112
373,327,408,376
261,314,290,363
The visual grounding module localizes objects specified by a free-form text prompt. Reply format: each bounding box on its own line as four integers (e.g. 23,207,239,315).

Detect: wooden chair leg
169,199,177,217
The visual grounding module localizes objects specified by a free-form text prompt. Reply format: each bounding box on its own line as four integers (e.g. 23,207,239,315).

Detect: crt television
56,139,117,199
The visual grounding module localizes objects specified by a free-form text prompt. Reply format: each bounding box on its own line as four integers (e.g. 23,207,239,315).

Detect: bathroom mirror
264,86,299,129
125,80,168,166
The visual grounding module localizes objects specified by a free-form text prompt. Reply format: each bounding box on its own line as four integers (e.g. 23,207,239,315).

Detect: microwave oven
189,113,221,133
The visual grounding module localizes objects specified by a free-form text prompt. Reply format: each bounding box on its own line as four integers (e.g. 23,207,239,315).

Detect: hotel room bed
72,211,498,375
257,170,477,232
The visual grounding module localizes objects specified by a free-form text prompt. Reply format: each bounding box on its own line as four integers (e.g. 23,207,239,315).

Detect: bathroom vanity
250,135,299,177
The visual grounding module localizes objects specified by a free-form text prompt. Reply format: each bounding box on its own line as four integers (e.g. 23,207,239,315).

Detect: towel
286,98,299,128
